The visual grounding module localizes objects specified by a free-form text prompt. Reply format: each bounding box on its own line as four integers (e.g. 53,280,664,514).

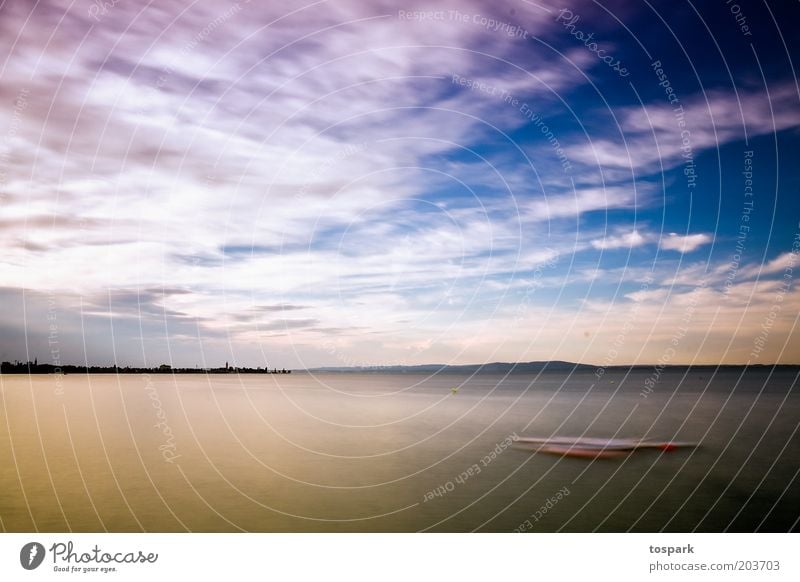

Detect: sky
0,0,799,369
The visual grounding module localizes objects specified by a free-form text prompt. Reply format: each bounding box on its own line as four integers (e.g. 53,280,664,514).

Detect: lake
1,369,798,532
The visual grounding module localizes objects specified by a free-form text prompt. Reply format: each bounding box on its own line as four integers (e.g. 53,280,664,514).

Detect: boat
513,436,698,458
535,445,630,459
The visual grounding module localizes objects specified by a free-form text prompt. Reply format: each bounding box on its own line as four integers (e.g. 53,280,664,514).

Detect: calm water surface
1,369,798,531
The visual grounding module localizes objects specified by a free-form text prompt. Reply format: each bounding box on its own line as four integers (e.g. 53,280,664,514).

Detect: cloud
623,288,669,303
569,83,800,174
659,233,712,254
253,304,310,312
523,185,641,222
736,251,798,279
591,229,647,250
1,0,797,367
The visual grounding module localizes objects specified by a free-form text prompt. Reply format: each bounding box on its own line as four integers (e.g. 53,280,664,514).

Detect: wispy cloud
1,0,798,366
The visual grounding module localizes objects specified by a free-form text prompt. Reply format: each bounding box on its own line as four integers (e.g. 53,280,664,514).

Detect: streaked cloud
1,0,798,366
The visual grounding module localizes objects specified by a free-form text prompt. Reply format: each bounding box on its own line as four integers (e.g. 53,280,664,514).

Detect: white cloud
737,251,798,279
1,1,796,367
523,186,640,222
591,229,648,250
624,288,668,303
659,233,712,253
569,84,800,174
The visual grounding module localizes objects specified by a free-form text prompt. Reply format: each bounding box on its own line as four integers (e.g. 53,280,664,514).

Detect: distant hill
304,361,593,374
303,361,799,374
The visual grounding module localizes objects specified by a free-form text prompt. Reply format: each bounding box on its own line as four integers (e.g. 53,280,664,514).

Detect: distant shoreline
0,362,291,375
303,362,800,374
3,359,798,376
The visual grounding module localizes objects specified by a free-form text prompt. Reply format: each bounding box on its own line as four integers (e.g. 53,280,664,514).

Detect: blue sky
0,0,798,368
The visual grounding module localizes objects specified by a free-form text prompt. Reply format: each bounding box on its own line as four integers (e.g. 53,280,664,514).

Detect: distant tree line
0,360,291,374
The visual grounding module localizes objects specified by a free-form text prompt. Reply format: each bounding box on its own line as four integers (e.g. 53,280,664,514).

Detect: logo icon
20,542,45,570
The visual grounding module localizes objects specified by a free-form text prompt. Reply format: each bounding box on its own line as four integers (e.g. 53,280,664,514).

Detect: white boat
514,436,699,457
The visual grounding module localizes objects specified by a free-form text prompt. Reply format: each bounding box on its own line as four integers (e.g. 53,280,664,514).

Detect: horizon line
3,359,799,373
